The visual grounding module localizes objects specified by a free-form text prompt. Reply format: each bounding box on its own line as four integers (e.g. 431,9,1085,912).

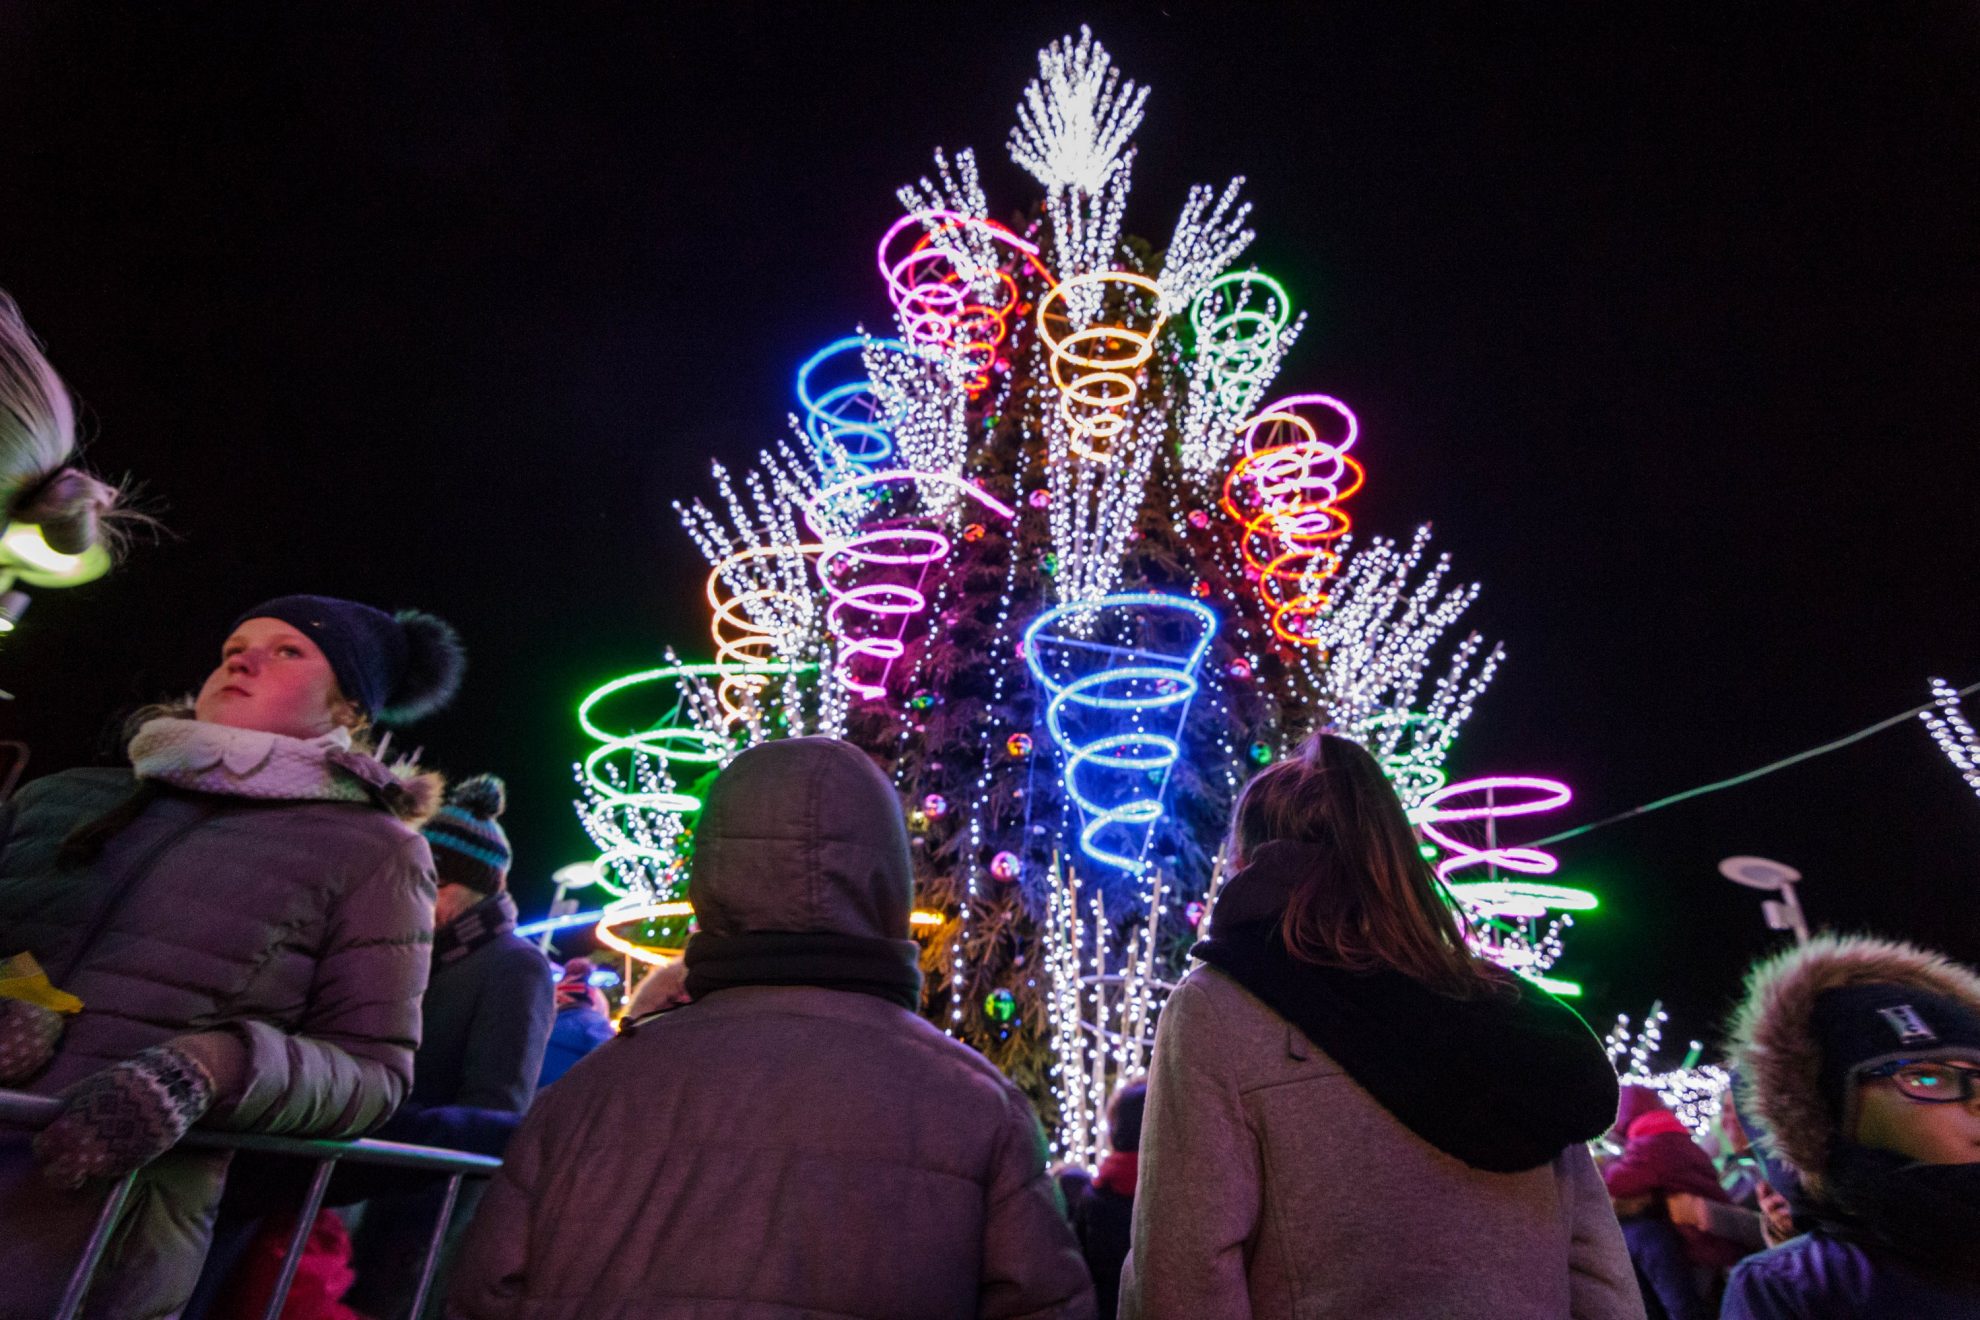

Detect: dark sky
4,3,1976,1051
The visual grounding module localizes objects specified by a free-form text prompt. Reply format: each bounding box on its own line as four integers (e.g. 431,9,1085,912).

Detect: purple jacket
1722,1229,1980,1318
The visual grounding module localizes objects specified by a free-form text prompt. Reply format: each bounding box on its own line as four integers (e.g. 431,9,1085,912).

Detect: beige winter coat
1121,965,1645,1320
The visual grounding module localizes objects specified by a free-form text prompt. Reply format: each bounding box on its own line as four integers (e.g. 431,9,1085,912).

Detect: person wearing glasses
1722,934,1980,1318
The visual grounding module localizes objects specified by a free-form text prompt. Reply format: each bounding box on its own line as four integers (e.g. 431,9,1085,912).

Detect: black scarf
1192,840,1619,1173
433,891,517,966
684,930,923,1010
1820,1143,1980,1286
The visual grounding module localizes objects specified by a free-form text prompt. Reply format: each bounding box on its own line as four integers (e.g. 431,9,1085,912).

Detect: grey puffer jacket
448,736,1094,1320
0,764,438,1320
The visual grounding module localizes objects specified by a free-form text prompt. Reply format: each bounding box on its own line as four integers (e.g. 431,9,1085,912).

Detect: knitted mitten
0,997,64,1084
34,1042,217,1189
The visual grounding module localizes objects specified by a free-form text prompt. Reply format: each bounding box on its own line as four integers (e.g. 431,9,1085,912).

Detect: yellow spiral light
1036,271,1167,461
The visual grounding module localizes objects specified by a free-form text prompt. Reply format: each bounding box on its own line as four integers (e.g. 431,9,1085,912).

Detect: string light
1045,857,1170,1169
1922,676,1980,800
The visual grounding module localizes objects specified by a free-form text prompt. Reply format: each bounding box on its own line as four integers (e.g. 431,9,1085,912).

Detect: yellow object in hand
0,952,84,1015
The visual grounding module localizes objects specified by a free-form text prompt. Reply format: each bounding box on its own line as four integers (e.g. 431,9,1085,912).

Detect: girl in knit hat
1722,934,1980,1318
0,593,464,1319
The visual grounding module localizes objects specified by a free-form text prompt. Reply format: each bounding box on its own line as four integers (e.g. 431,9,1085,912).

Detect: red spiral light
1220,393,1364,647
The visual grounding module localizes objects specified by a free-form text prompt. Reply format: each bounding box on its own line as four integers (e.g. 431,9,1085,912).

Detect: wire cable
1531,678,1980,847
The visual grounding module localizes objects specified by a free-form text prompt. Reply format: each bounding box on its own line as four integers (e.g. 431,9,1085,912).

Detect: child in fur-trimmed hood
1721,933,1980,1319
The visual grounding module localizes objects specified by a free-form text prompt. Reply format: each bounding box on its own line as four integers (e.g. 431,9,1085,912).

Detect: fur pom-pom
448,772,507,820
379,609,466,724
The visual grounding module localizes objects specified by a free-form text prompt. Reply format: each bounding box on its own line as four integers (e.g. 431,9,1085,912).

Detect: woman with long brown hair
1121,732,1642,1320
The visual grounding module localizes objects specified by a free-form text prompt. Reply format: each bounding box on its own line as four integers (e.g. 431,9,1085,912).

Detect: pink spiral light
806,471,1016,702
877,211,1047,396
1415,775,1572,884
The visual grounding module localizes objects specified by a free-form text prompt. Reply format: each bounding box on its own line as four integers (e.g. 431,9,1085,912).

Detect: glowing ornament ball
921,793,950,819
991,851,1024,883
1006,732,1034,758
984,988,1019,1023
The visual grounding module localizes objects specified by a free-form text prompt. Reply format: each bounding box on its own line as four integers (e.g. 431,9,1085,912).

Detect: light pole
1718,855,1809,945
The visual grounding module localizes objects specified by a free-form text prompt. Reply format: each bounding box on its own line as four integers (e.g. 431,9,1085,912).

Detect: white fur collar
128,718,374,804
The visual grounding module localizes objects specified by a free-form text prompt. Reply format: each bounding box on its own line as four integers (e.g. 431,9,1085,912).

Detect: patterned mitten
33,1042,216,1189
0,996,64,1084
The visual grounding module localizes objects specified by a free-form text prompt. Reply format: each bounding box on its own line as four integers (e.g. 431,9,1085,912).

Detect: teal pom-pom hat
423,773,512,894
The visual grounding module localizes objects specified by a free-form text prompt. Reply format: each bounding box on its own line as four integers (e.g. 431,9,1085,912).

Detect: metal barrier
0,1088,503,1320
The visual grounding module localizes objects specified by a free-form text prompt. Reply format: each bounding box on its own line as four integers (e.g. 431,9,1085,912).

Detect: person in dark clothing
1602,1084,1747,1318
450,736,1094,1318
536,957,616,1088
342,773,553,1320
1720,934,1980,1318
1069,1079,1145,1320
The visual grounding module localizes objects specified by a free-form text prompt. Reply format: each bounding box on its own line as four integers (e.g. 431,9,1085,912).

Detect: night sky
4,4,1976,1051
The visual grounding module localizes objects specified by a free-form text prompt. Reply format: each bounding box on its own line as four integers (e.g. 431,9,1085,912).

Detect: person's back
1128,961,1634,1319
1120,734,1642,1320
449,737,1092,1319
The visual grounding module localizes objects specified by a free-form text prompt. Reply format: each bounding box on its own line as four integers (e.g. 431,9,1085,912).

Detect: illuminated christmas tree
561,30,1594,1153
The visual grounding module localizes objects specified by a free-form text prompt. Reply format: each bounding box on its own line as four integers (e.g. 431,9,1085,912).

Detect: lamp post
1718,855,1808,945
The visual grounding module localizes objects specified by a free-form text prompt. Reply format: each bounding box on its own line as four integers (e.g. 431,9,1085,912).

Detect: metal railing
0,1088,503,1320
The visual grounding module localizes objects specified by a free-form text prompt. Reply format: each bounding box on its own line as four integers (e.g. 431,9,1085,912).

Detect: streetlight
1718,855,1809,945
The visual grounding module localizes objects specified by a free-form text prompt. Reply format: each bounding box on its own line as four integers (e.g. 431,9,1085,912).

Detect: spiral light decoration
1221,393,1365,647
577,662,794,895
1036,271,1167,461
1189,270,1293,410
1023,592,1218,875
795,336,914,471
806,470,1016,702
878,210,1045,396
705,544,821,726
1414,775,1595,995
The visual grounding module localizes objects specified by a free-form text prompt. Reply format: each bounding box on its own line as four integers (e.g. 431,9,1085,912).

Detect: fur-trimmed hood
1727,933,1980,1196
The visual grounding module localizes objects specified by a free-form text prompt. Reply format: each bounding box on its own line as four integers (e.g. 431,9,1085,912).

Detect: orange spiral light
705,543,822,726
1220,394,1364,647
1036,272,1167,461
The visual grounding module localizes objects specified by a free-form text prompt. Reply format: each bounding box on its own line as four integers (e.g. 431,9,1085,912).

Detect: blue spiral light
1023,593,1219,877
795,335,920,472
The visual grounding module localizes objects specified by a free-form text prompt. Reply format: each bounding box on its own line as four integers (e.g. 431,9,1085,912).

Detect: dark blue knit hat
233,594,465,724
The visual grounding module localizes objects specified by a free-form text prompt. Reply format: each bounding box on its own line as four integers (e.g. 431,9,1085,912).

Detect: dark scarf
684,930,923,1010
1820,1143,1980,1286
433,891,517,966
1192,840,1619,1174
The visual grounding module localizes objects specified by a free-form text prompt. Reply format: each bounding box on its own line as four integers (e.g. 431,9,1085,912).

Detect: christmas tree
563,29,1594,1162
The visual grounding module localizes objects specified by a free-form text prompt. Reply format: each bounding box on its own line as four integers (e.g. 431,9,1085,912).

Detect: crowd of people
2,289,1978,1319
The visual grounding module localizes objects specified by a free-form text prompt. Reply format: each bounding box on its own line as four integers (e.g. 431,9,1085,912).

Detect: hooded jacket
1120,841,1643,1320
0,755,438,1320
447,737,1094,1319
1721,934,1980,1318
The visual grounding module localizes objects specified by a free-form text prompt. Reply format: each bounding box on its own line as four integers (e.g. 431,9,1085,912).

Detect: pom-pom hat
233,594,465,724
423,773,512,894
